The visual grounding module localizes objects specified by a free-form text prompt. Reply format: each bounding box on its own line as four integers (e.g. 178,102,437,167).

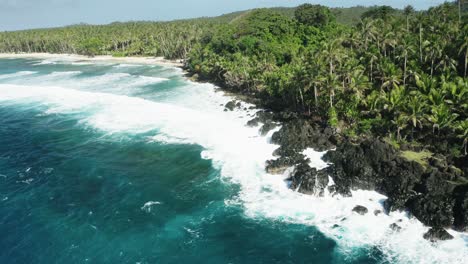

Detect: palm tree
459,35,468,78
396,37,415,86
426,104,459,134
405,94,427,138
404,5,415,32
347,66,370,101
392,114,408,141
425,39,443,77
455,120,468,155
436,54,458,76
444,77,468,116
380,60,402,91
320,39,345,108
358,18,376,50
384,84,406,113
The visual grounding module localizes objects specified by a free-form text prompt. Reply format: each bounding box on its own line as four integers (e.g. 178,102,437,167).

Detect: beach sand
0,53,184,67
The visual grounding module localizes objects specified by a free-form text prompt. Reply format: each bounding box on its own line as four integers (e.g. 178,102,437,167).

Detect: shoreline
188,71,468,242
1,58,467,262
0,53,184,67
2,53,467,239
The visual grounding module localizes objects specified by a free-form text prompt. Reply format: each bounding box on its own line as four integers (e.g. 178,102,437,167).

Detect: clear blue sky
0,0,448,31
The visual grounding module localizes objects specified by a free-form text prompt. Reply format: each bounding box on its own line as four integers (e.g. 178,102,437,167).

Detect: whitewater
0,57,466,263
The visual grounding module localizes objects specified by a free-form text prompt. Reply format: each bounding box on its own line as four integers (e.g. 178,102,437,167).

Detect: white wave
113,63,142,68
82,73,168,88
25,71,82,83
86,73,131,84
141,201,162,213
0,82,466,263
32,58,78,66
71,61,94,66
150,134,192,145
33,59,57,65
0,71,37,80
134,76,169,85
47,71,82,77
302,148,330,170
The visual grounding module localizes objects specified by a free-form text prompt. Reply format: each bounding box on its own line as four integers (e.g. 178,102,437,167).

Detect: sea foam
0,71,37,80
0,70,467,263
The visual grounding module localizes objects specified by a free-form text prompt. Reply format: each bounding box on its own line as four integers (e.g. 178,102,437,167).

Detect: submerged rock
389,223,402,232
246,111,275,127
423,227,454,242
225,100,236,111
352,205,368,215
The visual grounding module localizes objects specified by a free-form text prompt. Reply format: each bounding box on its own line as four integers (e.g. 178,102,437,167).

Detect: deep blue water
1,57,463,264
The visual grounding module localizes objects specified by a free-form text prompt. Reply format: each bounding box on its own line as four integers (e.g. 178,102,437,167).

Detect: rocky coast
221,99,468,242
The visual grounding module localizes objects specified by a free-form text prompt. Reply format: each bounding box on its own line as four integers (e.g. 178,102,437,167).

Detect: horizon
0,0,448,32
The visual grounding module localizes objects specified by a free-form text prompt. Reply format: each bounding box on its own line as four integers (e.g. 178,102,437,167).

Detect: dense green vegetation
187,3,468,157
0,20,219,59
0,3,467,158
0,6,370,59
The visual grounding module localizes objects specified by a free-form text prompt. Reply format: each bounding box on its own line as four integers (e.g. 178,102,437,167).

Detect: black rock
453,184,468,232
271,119,335,152
406,195,455,227
423,227,454,242
277,111,299,121
265,156,297,175
260,122,277,136
323,137,468,231
389,223,402,232
352,205,368,215
374,210,382,216
246,111,275,127
429,155,448,170
225,101,236,111
288,163,329,196
246,118,259,127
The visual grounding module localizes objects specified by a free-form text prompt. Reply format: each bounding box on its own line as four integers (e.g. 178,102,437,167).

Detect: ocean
0,57,466,264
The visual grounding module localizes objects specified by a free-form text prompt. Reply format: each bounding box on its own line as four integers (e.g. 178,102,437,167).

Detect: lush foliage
0,3,467,157
294,4,336,27
187,3,468,156
0,20,220,59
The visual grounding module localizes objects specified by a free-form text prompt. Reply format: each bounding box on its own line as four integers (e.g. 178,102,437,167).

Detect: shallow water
0,58,466,263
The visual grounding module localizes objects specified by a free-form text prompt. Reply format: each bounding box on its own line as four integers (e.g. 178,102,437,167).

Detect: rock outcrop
322,138,468,235
255,112,467,238
352,205,369,215
423,227,454,242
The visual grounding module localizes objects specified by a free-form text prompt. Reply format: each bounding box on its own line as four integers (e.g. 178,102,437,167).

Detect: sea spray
0,59,466,263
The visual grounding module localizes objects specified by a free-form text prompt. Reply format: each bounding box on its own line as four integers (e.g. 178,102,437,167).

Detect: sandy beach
0,53,184,67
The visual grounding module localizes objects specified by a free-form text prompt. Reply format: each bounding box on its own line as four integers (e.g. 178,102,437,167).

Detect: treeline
187,3,468,156
0,20,220,59
0,3,467,157
0,5,371,59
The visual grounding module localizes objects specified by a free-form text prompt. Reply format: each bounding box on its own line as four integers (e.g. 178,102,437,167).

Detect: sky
0,0,448,31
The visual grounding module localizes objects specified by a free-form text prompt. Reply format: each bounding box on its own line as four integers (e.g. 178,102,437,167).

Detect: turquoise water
0,58,464,264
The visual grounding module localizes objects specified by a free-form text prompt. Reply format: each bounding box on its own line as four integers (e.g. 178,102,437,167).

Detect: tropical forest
1,1,468,261
1,3,465,158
